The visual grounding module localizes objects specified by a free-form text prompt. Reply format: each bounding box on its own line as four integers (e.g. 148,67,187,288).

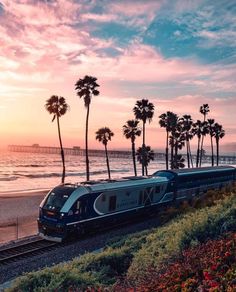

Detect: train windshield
153,171,175,180
43,186,75,211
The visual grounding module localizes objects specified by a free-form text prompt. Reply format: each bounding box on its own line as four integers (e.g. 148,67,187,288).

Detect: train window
68,210,73,216
126,191,130,196
109,196,117,211
44,192,66,210
154,171,175,179
101,194,106,202
76,201,81,210
43,187,74,211
80,200,87,215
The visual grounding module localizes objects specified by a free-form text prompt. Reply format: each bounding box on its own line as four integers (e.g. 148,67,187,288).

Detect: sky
0,0,236,152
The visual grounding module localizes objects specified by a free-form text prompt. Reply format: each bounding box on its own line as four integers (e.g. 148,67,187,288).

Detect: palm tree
171,154,185,169
192,120,208,167
133,99,155,175
179,115,193,168
170,121,185,169
207,119,215,166
199,104,210,166
159,111,178,170
75,75,100,181
214,123,225,166
122,120,141,176
45,95,69,183
200,122,209,165
136,145,154,175
95,127,114,179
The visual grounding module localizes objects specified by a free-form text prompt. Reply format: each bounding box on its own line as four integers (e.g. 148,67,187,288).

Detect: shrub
8,267,99,292
114,232,236,291
127,192,236,284
7,190,236,291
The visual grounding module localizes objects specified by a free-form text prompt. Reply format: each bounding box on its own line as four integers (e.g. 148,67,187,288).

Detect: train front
38,185,76,242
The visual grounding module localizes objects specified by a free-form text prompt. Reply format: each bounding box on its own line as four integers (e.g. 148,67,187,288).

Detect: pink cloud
0,0,235,150
69,43,211,84
3,0,81,26
109,1,162,17
82,13,118,23
0,1,222,95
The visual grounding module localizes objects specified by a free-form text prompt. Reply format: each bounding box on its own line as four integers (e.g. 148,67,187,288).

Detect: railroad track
0,237,58,265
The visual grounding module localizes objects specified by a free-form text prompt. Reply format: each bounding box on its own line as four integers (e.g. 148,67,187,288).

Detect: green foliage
127,192,236,283
7,265,99,292
7,190,236,291
116,232,236,291
72,247,133,284
105,229,150,250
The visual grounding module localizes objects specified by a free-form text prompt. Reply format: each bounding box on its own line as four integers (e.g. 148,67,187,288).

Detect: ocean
1,150,235,194
0,151,166,193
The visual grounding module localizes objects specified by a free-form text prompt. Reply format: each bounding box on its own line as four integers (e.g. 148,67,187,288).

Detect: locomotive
38,166,236,242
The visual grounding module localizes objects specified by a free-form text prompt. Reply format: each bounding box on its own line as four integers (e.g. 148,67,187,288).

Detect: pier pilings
7,145,236,164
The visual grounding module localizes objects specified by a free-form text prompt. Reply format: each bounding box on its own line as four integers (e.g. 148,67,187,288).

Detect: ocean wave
0,176,18,181
15,164,45,168
111,169,129,173
25,169,129,179
0,169,130,181
23,173,62,179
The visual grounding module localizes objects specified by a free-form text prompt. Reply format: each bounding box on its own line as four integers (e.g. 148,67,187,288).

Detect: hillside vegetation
7,187,236,292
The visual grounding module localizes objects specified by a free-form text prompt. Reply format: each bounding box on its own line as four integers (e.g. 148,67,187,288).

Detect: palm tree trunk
199,116,206,167
216,138,219,166
188,141,194,168
174,141,178,169
131,141,137,176
105,144,111,179
199,135,204,167
56,116,65,183
142,121,145,176
145,165,148,176
170,143,174,169
196,136,201,167
85,105,90,181
165,131,169,170
210,135,214,166
186,137,190,168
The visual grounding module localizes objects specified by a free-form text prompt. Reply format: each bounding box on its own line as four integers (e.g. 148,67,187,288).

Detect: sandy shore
0,190,49,221
0,189,49,244
0,189,50,199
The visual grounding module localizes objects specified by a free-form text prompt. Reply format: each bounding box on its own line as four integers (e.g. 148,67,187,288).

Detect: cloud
0,0,235,149
68,43,212,86
0,0,234,99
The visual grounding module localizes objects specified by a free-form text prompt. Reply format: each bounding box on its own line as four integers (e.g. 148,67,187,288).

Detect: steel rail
0,238,58,265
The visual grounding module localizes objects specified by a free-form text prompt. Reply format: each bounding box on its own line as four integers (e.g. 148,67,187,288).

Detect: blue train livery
38,166,235,242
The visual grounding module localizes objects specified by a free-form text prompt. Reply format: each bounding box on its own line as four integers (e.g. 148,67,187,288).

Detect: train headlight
60,213,65,219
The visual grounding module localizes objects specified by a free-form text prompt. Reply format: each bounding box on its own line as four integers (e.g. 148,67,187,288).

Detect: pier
7,144,236,164
7,144,132,159
8,144,84,156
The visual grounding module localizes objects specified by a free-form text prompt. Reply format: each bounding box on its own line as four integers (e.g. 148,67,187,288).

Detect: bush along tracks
6,188,236,292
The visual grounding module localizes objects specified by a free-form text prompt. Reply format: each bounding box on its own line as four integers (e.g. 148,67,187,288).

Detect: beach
0,151,159,244
0,190,49,244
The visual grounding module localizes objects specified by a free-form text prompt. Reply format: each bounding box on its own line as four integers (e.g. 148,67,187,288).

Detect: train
38,166,236,242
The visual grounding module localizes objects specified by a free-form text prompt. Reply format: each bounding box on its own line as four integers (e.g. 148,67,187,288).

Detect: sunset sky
0,0,235,152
